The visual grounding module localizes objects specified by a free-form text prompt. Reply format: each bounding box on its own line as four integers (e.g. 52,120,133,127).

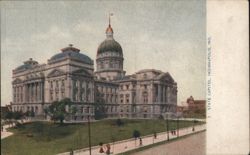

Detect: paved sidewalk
131,132,205,155
1,119,31,139
1,124,14,139
58,124,206,155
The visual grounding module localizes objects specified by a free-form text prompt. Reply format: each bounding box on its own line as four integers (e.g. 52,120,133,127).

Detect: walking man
139,138,143,146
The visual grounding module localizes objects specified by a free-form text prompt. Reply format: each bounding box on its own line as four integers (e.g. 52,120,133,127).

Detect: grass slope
1,119,203,155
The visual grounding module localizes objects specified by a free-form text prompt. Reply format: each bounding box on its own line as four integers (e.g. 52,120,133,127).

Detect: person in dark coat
154,132,157,139
139,138,143,146
106,143,111,155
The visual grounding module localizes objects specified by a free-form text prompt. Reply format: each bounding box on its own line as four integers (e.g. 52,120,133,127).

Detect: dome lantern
106,13,114,39
106,25,113,39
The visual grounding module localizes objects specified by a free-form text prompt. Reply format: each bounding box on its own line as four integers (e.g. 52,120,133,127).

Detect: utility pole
166,117,169,141
88,115,92,155
177,116,179,138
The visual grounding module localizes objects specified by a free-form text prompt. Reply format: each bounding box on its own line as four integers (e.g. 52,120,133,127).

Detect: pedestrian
154,132,157,139
70,149,74,155
1,126,3,132
106,143,111,155
99,142,104,154
192,127,195,132
139,138,143,146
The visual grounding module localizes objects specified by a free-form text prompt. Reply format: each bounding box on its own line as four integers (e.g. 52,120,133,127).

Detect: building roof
49,44,93,65
97,24,123,55
15,63,32,71
97,38,123,55
14,58,38,71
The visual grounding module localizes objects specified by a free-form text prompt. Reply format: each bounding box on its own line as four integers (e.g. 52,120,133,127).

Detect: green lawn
1,119,204,155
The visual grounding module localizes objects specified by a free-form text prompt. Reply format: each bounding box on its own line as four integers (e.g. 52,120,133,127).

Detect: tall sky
1,0,206,106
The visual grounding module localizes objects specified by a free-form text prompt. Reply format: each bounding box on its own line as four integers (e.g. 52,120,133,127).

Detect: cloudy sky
1,0,206,106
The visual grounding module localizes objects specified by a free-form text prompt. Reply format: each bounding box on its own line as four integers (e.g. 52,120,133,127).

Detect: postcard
1,1,249,155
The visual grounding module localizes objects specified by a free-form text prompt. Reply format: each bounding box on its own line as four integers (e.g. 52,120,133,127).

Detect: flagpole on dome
109,12,113,26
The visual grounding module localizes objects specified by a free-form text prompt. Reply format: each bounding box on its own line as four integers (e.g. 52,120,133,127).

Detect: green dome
97,39,123,55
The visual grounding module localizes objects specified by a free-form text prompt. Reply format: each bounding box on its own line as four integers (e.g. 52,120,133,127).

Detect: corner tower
95,15,125,81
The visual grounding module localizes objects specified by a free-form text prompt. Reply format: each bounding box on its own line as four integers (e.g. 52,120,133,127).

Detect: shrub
132,130,140,139
116,119,124,127
158,115,164,120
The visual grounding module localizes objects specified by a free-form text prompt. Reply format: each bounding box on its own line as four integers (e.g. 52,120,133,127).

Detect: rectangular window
50,93,53,101
56,81,59,88
56,92,59,100
61,92,65,98
61,80,65,87
50,81,53,88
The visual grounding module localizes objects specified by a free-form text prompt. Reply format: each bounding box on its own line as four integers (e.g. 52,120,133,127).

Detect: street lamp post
87,112,92,155
192,119,195,132
177,116,179,138
166,116,169,141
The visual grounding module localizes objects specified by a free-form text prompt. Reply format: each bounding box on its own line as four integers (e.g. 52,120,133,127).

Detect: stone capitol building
10,21,177,121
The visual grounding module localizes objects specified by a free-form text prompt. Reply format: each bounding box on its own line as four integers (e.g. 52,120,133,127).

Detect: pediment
47,69,66,78
157,72,175,83
12,78,22,84
72,69,92,77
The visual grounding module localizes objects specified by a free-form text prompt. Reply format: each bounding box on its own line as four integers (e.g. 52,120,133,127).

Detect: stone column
166,86,169,104
78,80,81,102
21,86,23,103
26,85,28,103
35,83,38,102
157,84,161,103
33,83,36,102
37,82,40,102
162,85,166,104
37,83,40,102
28,84,31,102
30,84,32,102
53,81,56,101
23,86,25,103
148,83,153,104
29,83,32,103
16,86,18,103
29,84,32,102
92,83,94,102
12,86,15,103
71,79,74,101
41,82,44,102
17,86,19,103
38,82,42,102
85,82,88,102
168,87,172,104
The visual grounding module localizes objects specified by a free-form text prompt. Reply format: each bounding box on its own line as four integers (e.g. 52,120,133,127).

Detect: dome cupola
95,14,125,81
97,16,123,56
106,24,113,38
48,44,93,65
